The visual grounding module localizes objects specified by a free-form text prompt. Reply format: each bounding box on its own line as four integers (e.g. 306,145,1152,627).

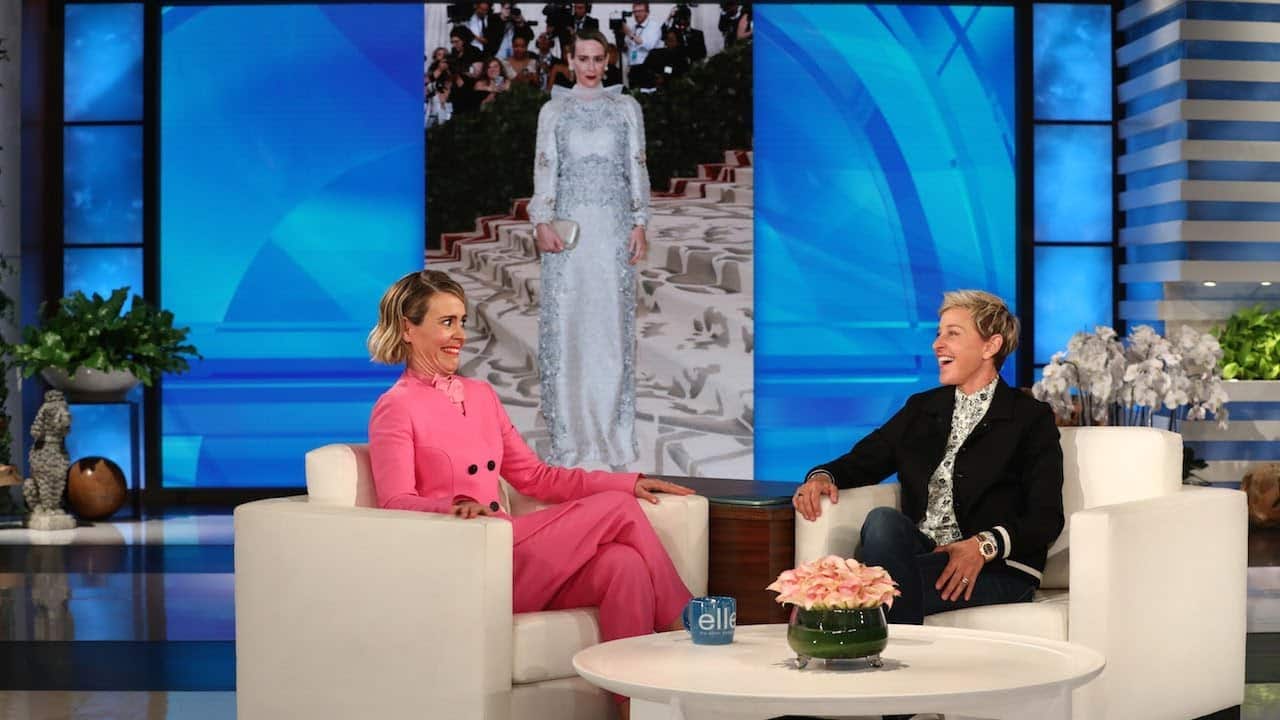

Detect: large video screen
155,2,1016,488
754,4,1017,481
160,4,424,487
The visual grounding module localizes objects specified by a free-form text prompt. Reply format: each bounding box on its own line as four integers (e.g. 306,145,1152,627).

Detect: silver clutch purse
551,219,580,250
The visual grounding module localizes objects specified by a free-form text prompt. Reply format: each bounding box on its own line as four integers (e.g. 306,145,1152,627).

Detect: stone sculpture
22,390,74,531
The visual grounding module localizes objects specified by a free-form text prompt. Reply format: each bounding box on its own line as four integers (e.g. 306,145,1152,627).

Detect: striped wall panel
1119,0,1280,484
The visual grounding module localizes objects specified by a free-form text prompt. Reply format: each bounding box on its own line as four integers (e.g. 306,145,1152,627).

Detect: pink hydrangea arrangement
766,555,901,610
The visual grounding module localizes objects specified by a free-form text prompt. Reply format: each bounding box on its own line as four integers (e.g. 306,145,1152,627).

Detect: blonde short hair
938,290,1020,368
368,270,466,365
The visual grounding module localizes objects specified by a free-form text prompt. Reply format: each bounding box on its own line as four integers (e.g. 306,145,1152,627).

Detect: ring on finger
961,577,969,584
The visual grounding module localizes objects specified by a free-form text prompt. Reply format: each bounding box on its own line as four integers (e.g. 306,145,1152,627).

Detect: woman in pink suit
367,270,693,717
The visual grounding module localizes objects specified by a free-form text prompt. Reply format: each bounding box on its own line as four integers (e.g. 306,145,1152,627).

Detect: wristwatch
976,531,998,562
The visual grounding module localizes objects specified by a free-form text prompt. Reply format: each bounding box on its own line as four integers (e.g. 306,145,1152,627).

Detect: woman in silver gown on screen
527,28,649,469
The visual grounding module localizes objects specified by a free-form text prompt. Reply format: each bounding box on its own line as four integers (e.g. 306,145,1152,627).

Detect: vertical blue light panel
1034,245,1112,363
64,247,143,302
64,125,143,245
161,5,424,488
1035,124,1112,243
1033,3,1113,121
755,5,1016,482
64,3,144,122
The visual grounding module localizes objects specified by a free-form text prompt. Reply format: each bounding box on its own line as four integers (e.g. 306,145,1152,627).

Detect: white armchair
235,443,709,720
796,426,1246,720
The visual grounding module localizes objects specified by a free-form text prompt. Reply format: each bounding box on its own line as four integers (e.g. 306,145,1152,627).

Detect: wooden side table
679,477,798,625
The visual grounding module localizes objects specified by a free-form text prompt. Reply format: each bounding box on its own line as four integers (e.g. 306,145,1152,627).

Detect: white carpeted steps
664,150,754,205
428,150,754,478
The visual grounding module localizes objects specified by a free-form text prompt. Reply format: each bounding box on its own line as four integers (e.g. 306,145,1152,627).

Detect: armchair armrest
640,494,710,596
235,497,514,720
1069,487,1246,720
794,484,902,564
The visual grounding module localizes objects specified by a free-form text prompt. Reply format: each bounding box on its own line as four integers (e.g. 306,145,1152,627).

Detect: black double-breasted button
487,460,496,471
489,501,500,512
467,464,478,475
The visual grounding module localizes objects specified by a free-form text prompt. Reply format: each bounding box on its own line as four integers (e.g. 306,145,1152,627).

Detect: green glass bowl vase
786,604,888,669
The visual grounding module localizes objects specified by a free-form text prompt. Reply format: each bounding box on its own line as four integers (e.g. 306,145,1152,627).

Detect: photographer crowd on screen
427,2,747,127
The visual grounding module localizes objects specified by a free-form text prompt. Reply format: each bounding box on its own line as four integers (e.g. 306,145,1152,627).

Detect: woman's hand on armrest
451,500,496,519
794,471,839,522
634,475,695,504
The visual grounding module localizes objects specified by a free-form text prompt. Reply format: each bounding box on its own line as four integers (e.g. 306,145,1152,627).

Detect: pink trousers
511,491,692,643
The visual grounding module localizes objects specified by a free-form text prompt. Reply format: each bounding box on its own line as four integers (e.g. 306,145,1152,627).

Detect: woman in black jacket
793,290,1064,625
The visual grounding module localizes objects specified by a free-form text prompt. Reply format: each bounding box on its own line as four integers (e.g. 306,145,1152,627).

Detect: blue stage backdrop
160,4,423,487
754,4,1016,482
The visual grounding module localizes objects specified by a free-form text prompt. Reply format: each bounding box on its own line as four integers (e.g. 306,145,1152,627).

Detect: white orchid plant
1033,324,1229,430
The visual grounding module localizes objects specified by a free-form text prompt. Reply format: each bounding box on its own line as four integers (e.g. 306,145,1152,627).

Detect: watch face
980,540,997,559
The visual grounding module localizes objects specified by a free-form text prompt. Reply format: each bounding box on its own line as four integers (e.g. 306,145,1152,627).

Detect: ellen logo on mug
682,596,736,645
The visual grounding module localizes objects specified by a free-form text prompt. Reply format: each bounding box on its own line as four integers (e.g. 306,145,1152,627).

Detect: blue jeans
857,507,1037,625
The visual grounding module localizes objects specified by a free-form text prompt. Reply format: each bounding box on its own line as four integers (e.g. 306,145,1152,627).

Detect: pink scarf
430,374,465,410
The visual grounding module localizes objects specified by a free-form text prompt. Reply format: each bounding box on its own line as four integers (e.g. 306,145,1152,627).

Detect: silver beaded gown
527,84,649,467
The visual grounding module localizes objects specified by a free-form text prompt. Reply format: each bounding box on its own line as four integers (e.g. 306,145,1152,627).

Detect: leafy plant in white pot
6,288,201,401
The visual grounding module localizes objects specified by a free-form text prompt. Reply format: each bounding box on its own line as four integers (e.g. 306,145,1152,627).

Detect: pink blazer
368,371,638,515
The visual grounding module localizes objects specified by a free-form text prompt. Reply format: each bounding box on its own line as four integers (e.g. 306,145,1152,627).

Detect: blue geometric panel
1186,440,1280,462
1189,120,1280,142
64,247,143,301
1126,242,1280,263
1225,403,1280,421
755,5,1015,482
1035,124,1111,243
1123,2,1182,42
1034,3,1112,121
1127,201,1280,225
64,3,144,122
64,125,143,245
1034,245,1112,364
1123,1,1280,41
160,4,424,488
1127,80,1280,117
1128,1,1280,48
1125,123,1188,154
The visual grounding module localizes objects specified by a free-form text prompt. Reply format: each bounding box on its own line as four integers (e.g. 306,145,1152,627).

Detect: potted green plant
1215,305,1280,412
6,287,201,401
1216,305,1280,381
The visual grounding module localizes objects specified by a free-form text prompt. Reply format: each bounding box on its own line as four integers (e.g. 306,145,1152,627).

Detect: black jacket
681,28,707,62
808,380,1065,583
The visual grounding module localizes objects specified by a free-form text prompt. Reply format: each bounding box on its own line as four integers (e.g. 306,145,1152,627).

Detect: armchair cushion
925,589,1069,641
512,608,600,684
305,444,377,507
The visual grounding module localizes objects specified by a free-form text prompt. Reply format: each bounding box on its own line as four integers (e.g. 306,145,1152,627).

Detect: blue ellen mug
682,595,736,645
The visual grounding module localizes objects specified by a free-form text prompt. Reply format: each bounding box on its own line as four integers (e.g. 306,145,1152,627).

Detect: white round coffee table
573,624,1104,720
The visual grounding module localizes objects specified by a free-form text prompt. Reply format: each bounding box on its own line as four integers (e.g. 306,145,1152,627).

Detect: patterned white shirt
918,375,999,545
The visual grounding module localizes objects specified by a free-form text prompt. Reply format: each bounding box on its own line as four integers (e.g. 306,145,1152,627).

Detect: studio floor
0,510,1276,719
